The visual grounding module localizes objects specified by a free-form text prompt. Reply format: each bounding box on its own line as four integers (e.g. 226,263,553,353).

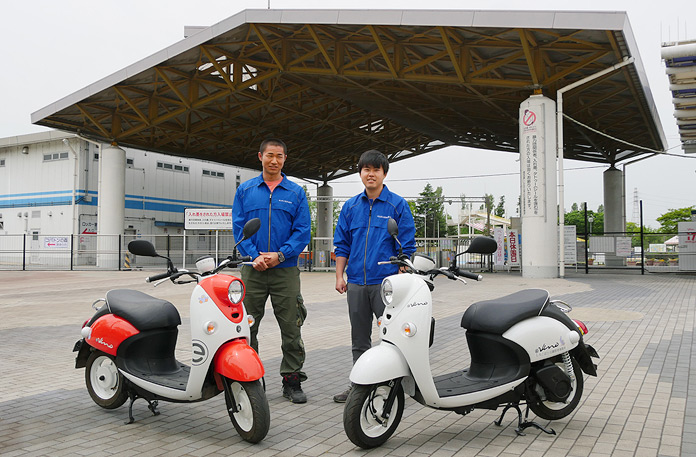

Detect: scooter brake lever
152,277,170,287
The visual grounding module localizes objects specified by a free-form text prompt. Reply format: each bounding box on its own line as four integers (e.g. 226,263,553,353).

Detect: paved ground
0,268,694,456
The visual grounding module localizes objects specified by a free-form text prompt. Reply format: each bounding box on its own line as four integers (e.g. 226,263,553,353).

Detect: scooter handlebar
146,271,171,283
456,269,483,281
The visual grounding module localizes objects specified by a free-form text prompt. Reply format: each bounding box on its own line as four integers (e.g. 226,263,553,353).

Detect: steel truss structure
33,9,666,181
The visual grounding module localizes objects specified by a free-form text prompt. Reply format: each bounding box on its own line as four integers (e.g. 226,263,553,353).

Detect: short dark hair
259,138,287,155
357,149,389,174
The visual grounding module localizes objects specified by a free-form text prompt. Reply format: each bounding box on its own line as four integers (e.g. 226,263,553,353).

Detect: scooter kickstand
147,400,160,417
125,393,160,424
126,392,138,424
494,403,556,436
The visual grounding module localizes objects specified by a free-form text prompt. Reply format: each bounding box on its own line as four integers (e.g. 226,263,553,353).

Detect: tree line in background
564,202,695,247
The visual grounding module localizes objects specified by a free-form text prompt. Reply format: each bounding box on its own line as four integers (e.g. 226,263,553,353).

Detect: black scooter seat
105,289,181,331
461,289,549,334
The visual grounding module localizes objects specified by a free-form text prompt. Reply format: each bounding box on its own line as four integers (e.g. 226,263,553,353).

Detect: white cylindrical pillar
603,166,625,266
97,145,126,269
519,94,558,278
316,183,333,268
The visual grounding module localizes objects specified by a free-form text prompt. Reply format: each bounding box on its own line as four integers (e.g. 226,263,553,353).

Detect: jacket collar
253,172,288,189
361,184,391,202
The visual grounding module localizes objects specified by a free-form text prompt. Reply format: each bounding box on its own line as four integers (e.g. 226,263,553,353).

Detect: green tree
564,208,604,235
495,195,506,218
571,202,579,212
657,206,695,233
415,183,447,239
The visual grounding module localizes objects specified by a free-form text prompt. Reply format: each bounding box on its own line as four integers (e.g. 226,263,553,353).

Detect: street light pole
417,213,427,255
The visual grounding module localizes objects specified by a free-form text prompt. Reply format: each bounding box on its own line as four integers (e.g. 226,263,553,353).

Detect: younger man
332,149,416,402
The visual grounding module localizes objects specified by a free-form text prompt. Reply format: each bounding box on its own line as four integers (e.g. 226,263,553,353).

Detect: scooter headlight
381,279,393,305
228,279,245,304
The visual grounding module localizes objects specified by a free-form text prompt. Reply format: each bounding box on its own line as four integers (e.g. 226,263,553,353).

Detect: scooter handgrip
146,271,170,282
457,269,483,281
240,256,252,262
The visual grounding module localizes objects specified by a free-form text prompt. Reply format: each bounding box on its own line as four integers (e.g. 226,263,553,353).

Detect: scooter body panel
214,339,264,381
502,316,580,363
350,343,411,385
359,274,542,410
85,314,139,356
367,274,444,406
117,276,255,401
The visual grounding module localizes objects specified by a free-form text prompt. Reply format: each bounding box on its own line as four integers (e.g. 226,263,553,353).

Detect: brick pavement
0,269,694,456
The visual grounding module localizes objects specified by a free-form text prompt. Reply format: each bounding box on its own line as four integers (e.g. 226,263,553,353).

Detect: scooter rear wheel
85,351,128,409
528,355,584,420
224,379,270,444
343,381,405,449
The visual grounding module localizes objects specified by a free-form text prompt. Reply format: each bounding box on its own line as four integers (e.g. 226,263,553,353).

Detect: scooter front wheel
85,351,128,409
343,381,405,449
224,379,270,444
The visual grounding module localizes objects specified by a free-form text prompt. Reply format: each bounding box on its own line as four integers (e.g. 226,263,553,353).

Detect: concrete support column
519,94,558,278
315,183,333,269
97,144,126,268
604,166,625,266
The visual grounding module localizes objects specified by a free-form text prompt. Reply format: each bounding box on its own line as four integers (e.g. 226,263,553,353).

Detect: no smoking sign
523,109,536,126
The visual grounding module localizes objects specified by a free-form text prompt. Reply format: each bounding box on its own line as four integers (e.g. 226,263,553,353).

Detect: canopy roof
32,9,667,181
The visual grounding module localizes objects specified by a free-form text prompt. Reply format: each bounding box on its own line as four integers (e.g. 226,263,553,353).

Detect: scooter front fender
350,343,411,385
213,339,265,382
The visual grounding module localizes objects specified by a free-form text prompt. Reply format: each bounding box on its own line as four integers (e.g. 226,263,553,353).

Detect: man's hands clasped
253,252,282,271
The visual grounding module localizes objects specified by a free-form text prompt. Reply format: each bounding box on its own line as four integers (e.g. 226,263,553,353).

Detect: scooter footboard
214,340,265,382
350,343,411,385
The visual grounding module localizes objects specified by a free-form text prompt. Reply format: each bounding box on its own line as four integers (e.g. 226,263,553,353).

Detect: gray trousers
347,283,384,364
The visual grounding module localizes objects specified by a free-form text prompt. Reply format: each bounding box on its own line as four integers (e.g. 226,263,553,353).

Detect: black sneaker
282,373,307,403
333,385,352,403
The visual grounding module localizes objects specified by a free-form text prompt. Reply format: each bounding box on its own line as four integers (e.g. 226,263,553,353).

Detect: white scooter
343,219,599,449
73,218,271,443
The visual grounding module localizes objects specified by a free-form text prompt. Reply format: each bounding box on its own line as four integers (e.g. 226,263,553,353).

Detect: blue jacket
334,185,416,285
232,173,310,268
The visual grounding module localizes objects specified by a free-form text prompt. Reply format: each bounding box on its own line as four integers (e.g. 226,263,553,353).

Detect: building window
203,169,224,178
157,161,188,173
236,175,241,188
43,152,69,162
94,153,99,160
0,158,5,166
126,158,134,168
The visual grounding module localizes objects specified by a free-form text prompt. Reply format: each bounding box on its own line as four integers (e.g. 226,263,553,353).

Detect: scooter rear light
247,315,255,327
377,316,383,328
573,319,588,335
81,319,89,329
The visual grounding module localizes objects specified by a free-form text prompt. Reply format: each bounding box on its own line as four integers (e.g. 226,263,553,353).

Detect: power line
332,165,607,184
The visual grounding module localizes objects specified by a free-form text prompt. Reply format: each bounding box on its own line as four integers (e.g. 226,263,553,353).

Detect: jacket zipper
363,201,373,285
268,191,273,252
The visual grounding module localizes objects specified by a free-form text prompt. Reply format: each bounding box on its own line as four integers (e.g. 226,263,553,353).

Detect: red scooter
73,219,270,443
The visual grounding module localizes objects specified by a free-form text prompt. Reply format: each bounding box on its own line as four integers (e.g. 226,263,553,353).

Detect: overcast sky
2,0,695,227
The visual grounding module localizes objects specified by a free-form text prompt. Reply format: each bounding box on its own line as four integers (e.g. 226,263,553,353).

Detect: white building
0,131,259,267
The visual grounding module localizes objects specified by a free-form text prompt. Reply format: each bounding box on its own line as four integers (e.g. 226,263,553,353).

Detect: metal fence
584,230,693,273
0,233,493,272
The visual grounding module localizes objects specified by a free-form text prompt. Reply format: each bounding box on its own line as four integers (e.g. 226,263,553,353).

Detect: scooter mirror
464,237,498,255
387,218,399,237
243,218,261,239
128,239,159,257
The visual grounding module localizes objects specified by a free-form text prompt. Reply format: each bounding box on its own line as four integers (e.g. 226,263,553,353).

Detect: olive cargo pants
241,265,307,381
